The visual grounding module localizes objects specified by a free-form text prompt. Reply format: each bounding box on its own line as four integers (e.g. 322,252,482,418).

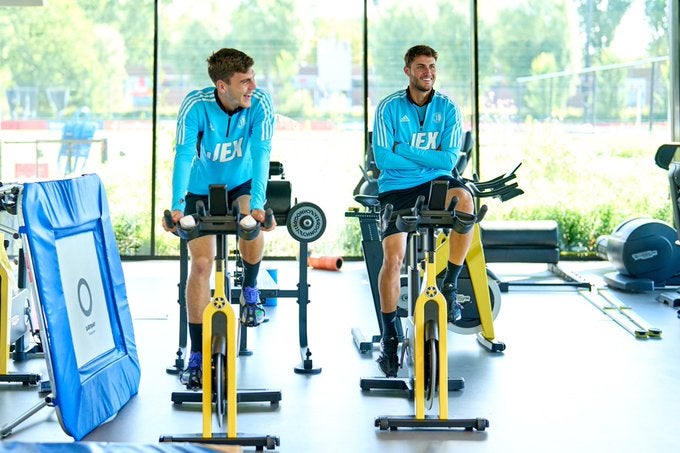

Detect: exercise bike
167,162,326,378
350,164,522,358
349,129,522,354
374,180,489,431
159,184,279,449
0,184,42,387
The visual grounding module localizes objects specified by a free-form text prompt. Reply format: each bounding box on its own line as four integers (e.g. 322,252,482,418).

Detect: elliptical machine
596,143,680,294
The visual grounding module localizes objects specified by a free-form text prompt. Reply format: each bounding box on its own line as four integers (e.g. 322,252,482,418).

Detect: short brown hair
207,48,254,83
404,45,438,67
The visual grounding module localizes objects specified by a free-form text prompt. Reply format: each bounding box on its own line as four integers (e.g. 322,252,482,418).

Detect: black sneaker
441,283,462,324
180,351,202,390
377,335,399,378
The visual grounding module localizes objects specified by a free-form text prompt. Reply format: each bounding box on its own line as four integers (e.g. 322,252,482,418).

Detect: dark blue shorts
378,175,469,238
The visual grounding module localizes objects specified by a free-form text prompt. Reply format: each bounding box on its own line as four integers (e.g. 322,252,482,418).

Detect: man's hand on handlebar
162,209,184,233
251,208,277,232
162,207,276,238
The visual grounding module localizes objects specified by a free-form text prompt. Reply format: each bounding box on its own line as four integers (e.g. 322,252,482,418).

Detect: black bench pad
480,220,560,264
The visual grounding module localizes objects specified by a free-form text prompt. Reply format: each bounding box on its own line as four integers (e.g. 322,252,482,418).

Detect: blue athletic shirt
372,88,463,193
171,86,275,212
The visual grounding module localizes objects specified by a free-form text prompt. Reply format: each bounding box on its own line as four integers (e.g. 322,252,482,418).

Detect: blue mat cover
0,442,217,453
20,174,140,440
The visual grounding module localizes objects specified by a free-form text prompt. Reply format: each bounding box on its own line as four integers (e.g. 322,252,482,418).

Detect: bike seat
354,194,380,209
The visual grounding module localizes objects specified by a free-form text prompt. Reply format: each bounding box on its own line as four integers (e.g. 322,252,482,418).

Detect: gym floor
0,259,678,452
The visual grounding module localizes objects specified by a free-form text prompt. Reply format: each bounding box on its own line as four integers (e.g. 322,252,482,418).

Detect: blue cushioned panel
0,442,215,453
19,174,140,440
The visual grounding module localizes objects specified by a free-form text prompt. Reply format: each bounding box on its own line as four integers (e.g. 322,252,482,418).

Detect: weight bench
480,220,589,291
480,220,560,264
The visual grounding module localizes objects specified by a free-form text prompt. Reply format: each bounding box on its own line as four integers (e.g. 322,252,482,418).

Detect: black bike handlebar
163,209,175,230
381,194,487,235
163,206,274,240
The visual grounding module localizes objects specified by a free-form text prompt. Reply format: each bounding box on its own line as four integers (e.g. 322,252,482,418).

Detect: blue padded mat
19,174,140,440
0,442,222,453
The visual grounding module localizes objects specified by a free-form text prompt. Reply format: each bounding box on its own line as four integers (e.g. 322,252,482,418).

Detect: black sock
242,260,260,288
188,322,202,353
381,310,398,338
443,262,463,288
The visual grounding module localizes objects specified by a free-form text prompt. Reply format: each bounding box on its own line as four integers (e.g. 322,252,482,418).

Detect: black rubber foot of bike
159,433,280,449
294,359,321,375
374,415,489,431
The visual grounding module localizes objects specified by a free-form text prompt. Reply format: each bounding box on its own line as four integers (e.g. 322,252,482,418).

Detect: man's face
405,55,436,93
218,68,256,110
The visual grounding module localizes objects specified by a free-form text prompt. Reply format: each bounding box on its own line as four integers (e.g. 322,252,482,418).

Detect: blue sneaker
442,283,463,323
240,286,265,327
180,351,202,390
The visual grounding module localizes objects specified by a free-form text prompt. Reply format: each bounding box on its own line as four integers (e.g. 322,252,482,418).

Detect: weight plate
286,202,326,243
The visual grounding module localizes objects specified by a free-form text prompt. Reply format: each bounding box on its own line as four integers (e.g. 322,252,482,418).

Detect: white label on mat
56,231,115,369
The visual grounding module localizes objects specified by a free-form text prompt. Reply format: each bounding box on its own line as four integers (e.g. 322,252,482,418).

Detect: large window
367,0,472,129
154,0,365,257
0,0,676,258
0,0,155,255
476,0,672,254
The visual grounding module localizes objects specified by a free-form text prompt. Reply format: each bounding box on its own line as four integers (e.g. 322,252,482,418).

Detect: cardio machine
348,133,522,355
597,143,680,295
166,161,326,380
358,164,522,398
374,181,489,431
159,184,279,449
0,184,42,387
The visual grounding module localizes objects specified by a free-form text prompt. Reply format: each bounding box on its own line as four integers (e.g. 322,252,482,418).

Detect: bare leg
446,187,475,265
234,195,264,265
442,187,476,323
183,234,215,388
233,195,267,326
376,231,408,377
378,232,408,314
186,235,215,323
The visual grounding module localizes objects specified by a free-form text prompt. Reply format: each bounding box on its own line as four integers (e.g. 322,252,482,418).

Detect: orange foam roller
307,256,343,271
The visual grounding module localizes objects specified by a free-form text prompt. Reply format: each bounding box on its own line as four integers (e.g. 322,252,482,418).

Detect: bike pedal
399,337,409,368
241,305,265,327
241,317,259,328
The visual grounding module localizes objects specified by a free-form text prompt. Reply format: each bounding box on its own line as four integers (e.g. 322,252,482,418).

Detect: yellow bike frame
413,246,449,420
201,242,238,438
0,233,12,374
434,225,497,343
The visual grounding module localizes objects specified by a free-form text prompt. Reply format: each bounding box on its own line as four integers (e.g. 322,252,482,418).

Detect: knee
239,234,263,248
190,255,213,278
453,188,474,213
382,254,403,275
239,235,263,257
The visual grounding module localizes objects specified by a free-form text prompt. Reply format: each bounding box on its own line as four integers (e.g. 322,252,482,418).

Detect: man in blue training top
163,48,276,390
372,44,475,378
